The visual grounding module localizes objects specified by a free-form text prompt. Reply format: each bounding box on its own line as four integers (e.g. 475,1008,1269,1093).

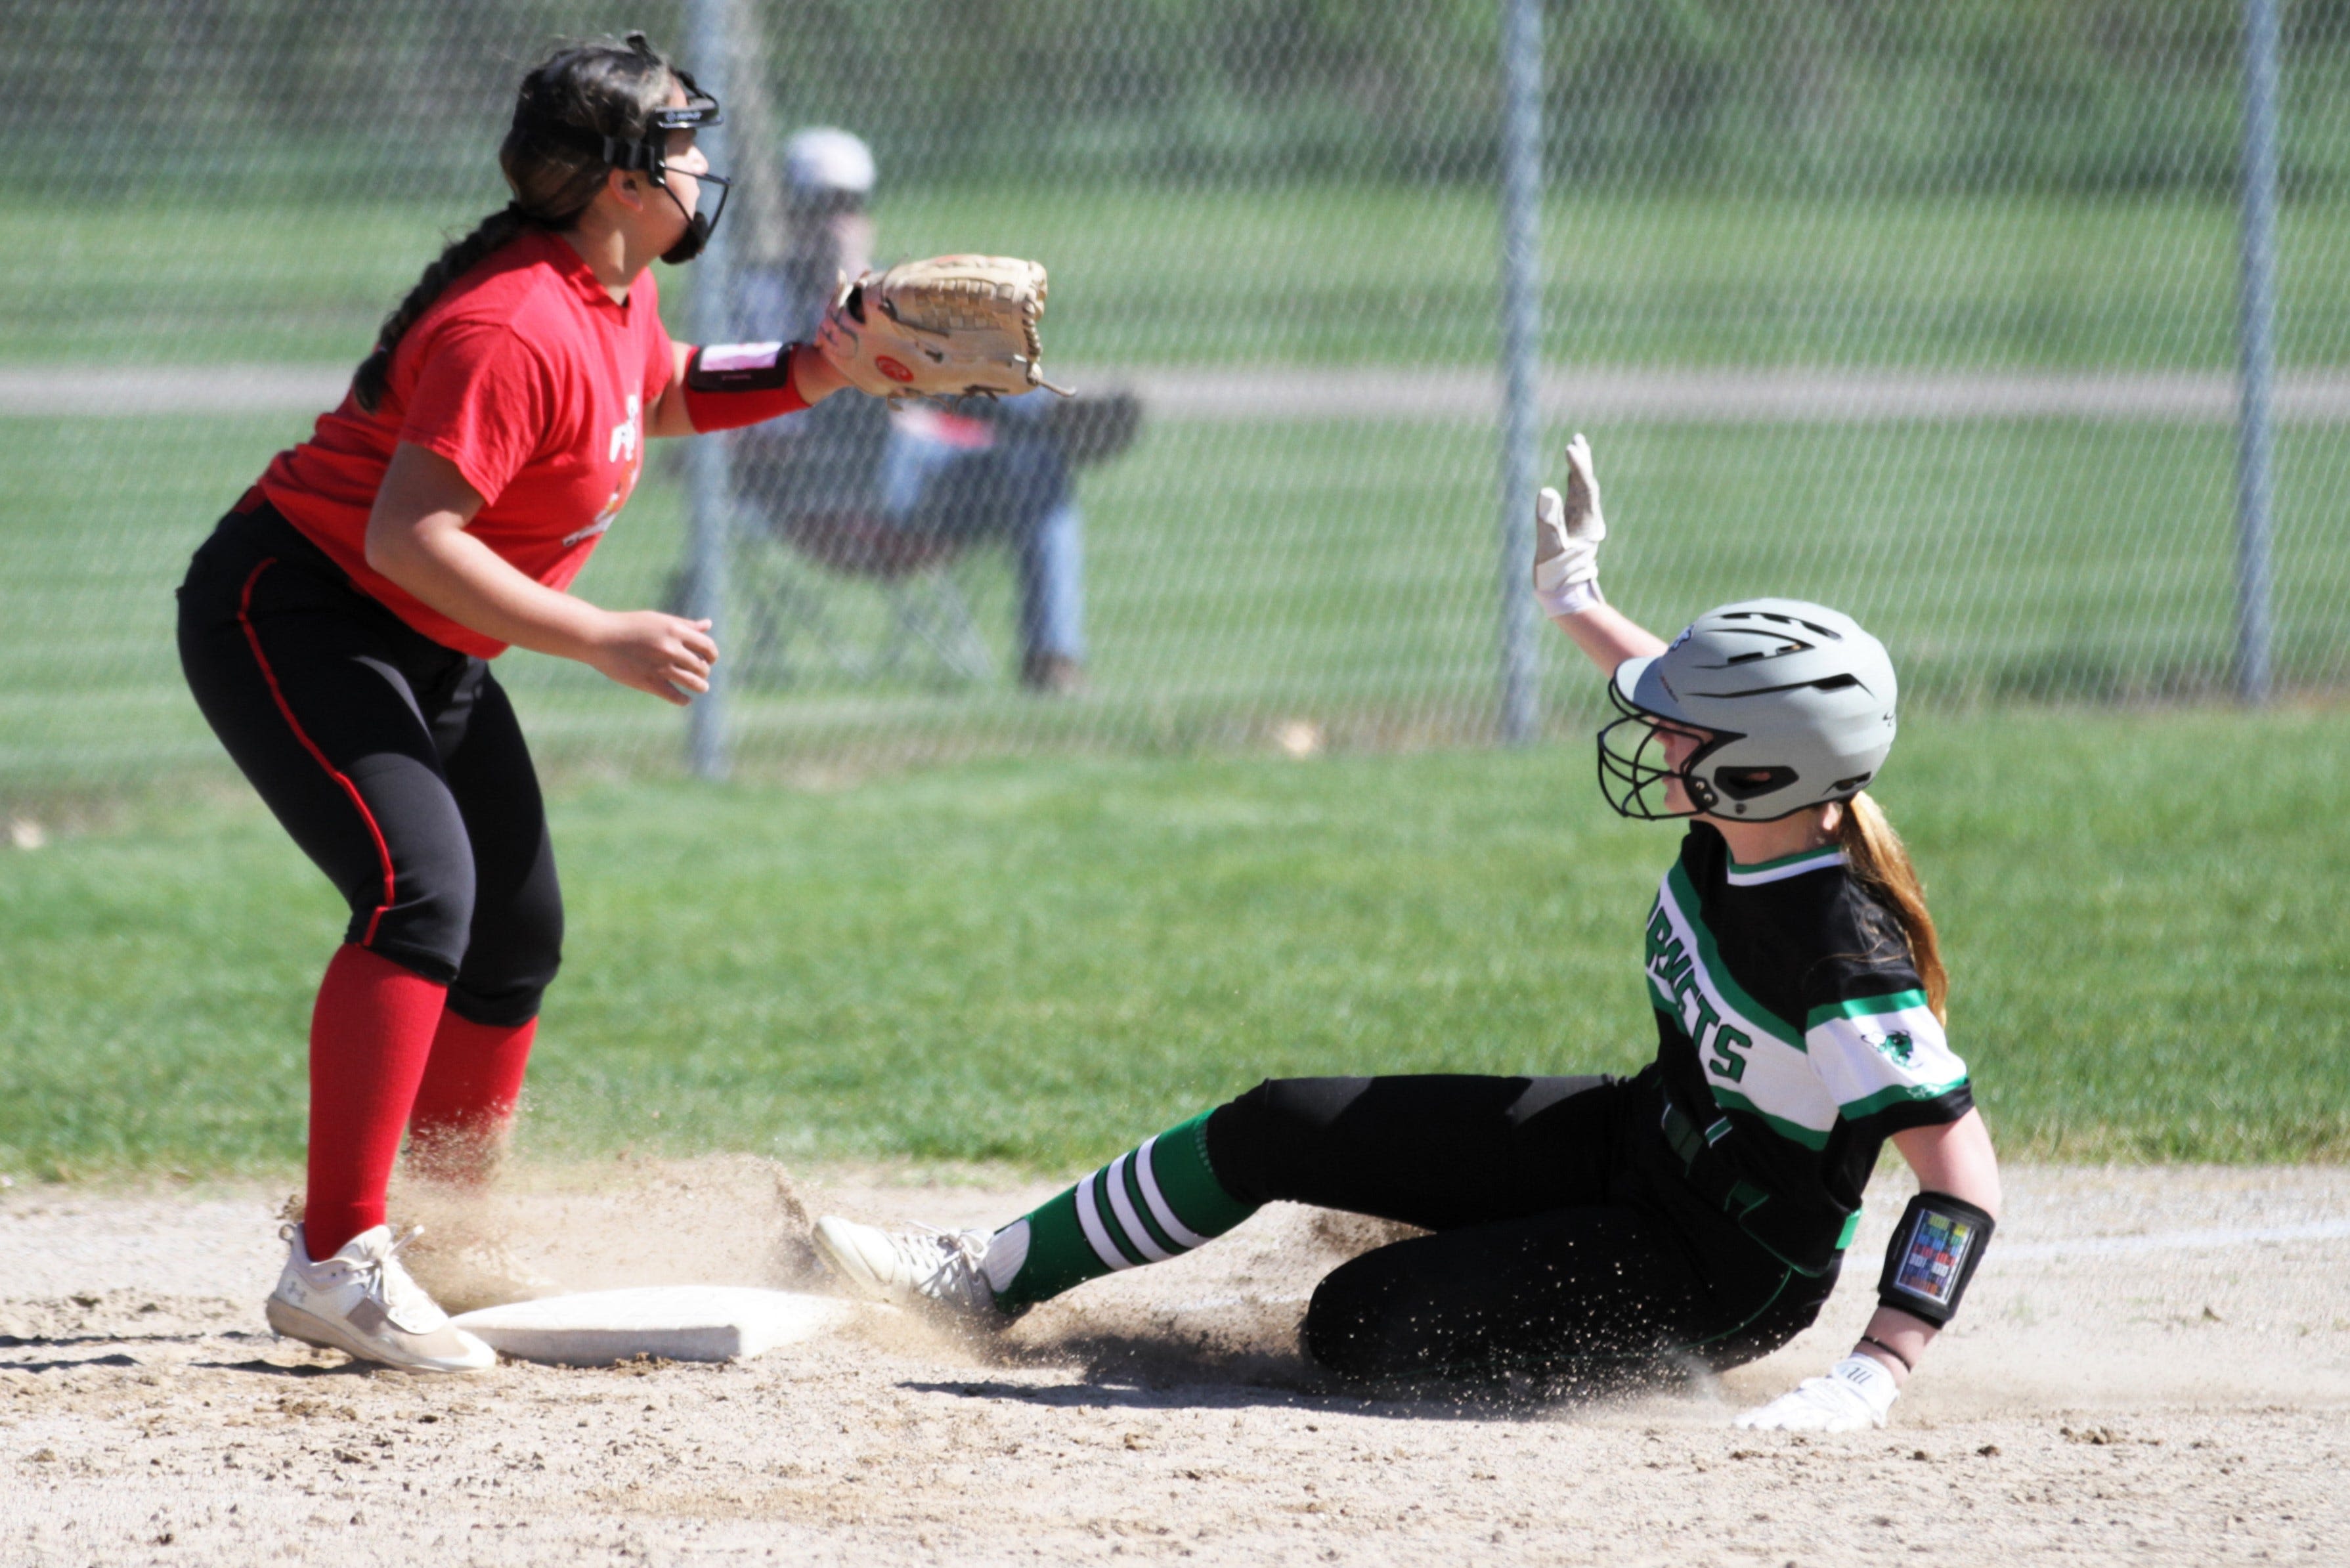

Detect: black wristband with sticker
1876,1190,1995,1327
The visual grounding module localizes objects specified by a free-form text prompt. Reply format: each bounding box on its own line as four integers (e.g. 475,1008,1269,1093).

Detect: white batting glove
1533,432,1607,617
1733,1355,1899,1433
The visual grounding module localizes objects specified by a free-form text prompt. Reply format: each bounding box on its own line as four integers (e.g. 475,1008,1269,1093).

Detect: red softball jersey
258,227,677,658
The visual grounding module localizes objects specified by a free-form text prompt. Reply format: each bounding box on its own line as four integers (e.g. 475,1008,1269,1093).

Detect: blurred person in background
725,127,1140,694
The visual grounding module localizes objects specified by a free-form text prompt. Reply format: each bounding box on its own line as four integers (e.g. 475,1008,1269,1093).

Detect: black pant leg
431,664,563,1026
177,515,477,982
1205,1073,1833,1382
1204,1074,1628,1230
1302,1203,1708,1383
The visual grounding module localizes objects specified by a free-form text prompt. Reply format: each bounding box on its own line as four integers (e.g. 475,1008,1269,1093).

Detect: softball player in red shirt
176,34,863,1371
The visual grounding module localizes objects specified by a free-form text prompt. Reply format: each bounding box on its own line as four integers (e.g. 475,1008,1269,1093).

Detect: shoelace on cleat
897,1225,993,1309
352,1227,450,1331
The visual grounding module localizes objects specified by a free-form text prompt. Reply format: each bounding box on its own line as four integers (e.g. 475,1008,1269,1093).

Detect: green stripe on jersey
1708,1088,1833,1150
1806,990,1932,1031
1665,863,1804,1048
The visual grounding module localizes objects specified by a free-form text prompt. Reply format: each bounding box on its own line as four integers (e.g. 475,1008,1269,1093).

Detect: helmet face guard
1596,684,1733,821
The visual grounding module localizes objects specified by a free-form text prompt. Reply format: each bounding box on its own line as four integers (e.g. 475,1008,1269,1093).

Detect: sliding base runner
812,1110,1257,1324
813,441,2003,1423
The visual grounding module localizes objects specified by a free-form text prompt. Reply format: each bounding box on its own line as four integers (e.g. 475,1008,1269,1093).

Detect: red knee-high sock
305,944,448,1259
406,1012,537,1186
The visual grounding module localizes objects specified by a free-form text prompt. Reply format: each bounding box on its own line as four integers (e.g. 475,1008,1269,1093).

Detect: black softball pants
175,502,561,1025
1205,1072,1835,1385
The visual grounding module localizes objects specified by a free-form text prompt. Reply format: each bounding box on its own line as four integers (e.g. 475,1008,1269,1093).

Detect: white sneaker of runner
265,1223,497,1373
812,1215,1005,1327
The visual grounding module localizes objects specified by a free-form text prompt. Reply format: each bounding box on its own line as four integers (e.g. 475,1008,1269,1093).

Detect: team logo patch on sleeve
1870,1028,1916,1066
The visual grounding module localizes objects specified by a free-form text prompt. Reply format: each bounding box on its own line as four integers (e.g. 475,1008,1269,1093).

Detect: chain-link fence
5,1,2348,795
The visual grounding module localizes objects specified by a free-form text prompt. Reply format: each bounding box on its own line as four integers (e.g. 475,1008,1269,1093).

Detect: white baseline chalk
1999,1218,2350,1262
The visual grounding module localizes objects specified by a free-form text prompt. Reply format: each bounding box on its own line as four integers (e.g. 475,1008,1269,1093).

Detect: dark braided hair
352,34,683,412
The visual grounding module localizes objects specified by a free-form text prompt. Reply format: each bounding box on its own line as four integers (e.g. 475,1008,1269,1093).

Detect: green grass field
3,711,2345,1185
5,409,2347,795
6,183,2345,1180
12,188,2350,366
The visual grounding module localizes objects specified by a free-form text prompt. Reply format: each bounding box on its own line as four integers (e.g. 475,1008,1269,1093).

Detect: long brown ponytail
1835,790,1948,1023
351,35,684,412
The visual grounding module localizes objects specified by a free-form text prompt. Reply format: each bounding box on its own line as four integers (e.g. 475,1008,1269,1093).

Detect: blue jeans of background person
878,400,1086,666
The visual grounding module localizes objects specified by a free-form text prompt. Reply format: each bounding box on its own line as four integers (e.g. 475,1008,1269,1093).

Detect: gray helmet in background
1599,598,1898,822
782,127,875,206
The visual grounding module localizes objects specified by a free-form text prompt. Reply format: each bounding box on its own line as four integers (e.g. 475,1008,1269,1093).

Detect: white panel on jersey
1722,846,1848,888
1806,994,1969,1119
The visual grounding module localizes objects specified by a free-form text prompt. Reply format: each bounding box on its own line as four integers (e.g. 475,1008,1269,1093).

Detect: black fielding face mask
632,86,728,265
655,168,731,265
515,76,729,265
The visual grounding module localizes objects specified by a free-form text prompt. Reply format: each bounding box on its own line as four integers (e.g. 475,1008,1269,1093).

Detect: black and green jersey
1640,823,1971,1268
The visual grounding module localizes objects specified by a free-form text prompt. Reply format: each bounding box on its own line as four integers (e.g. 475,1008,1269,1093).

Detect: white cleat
265,1223,497,1373
812,1215,1007,1328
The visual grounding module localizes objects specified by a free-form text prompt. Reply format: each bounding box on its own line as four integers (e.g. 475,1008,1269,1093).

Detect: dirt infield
6,1161,2347,1566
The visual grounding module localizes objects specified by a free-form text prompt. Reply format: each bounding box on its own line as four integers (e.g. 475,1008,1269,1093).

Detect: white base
450,1286,855,1365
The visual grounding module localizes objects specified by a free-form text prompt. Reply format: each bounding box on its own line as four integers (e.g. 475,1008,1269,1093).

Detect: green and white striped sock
984,1108,1257,1309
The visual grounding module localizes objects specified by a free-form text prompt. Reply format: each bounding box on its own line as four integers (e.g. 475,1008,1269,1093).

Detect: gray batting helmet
1598,598,1898,822
783,127,875,200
